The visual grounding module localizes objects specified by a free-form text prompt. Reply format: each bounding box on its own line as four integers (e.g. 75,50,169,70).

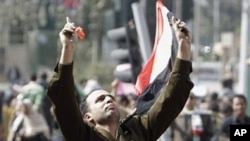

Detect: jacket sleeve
47,63,98,141
139,59,194,140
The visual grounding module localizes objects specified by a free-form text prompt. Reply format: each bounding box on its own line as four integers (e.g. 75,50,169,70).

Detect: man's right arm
47,62,88,140
48,60,108,141
47,17,101,141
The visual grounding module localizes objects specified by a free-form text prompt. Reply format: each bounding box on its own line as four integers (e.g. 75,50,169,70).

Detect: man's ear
83,113,92,120
83,113,95,125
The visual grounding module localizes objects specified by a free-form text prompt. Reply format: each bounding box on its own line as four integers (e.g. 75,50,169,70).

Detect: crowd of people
0,69,249,141
0,15,249,141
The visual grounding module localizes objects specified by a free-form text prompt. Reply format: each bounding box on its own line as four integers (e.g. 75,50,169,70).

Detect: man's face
232,97,246,117
85,90,120,123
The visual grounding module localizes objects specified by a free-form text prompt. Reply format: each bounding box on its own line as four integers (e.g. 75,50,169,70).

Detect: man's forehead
86,89,110,102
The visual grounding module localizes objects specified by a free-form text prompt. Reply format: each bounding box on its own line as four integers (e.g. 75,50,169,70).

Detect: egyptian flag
135,0,178,115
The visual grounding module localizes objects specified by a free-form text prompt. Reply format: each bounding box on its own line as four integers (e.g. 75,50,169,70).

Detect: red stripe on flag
135,50,155,95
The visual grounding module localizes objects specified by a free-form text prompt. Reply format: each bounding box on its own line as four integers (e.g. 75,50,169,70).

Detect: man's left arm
144,59,193,139
140,17,194,140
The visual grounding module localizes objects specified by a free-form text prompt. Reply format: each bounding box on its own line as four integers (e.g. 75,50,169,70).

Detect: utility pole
193,0,201,65
238,0,249,95
176,0,182,19
213,0,220,43
194,0,200,61
140,0,146,12
132,2,152,64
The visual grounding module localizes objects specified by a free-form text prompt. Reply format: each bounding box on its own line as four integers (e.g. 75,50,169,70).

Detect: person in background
2,91,16,141
79,78,88,96
116,95,132,119
83,77,102,95
6,64,21,85
219,78,234,99
217,94,250,139
210,103,233,141
110,79,137,119
38,72,54,136
171,93,213,141
19,73,45,112
7,99,50,141
220,103,233,118
39,72,49,91
0,91,4,141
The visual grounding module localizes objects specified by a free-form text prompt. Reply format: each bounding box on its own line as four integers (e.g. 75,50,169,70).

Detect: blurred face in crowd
84,90,120,125
232,96,247,117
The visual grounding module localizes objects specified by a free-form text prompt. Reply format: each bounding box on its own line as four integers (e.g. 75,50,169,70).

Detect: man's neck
96,123,118,138
235,113,246,120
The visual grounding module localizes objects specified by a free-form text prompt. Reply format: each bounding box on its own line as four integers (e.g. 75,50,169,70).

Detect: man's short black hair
79,94,90,115
232,94,247,104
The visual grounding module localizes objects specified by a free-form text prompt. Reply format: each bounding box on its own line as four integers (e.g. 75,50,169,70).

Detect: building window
9,18,24,44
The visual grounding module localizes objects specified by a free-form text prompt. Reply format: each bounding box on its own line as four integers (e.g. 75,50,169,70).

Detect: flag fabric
135,0,178,115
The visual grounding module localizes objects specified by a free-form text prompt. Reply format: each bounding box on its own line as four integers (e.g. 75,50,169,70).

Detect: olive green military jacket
47,59,194,141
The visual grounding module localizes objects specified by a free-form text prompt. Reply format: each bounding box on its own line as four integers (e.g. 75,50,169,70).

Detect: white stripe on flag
149,1,173,83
